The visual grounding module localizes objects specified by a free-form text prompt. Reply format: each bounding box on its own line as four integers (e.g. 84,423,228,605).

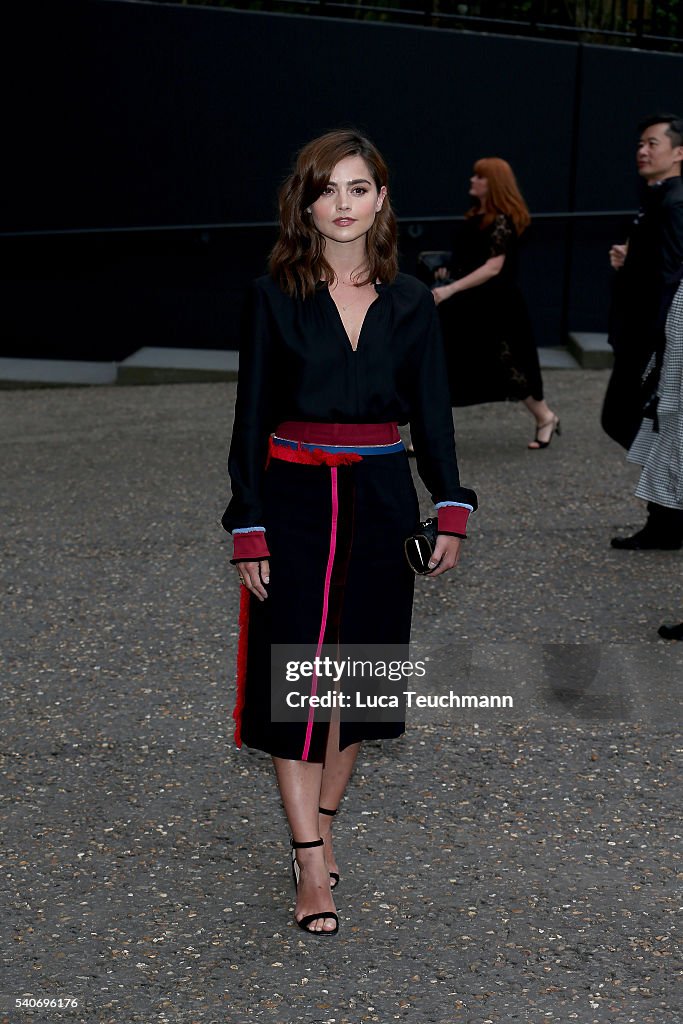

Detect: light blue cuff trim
232,526,266,534
435,501,474,512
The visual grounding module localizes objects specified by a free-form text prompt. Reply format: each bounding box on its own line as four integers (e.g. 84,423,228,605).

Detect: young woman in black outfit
223,130,477,935
433,157,560,449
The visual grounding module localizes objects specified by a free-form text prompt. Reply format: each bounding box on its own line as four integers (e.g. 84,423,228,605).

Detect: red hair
269,129,398,299
466,157,531,236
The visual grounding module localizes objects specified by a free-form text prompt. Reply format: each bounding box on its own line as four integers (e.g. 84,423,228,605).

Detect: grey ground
1,371,681,1024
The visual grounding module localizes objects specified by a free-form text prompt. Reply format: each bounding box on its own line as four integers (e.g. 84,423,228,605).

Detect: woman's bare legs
272,756,338,933
272,725,360,930
524,395,560,448
318,720,361,883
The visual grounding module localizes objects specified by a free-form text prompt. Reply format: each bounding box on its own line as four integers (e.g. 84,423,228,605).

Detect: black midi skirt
233,444,419,762
439,283,544,406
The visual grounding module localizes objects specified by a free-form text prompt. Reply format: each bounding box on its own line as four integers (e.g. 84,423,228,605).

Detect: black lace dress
438,213,543,406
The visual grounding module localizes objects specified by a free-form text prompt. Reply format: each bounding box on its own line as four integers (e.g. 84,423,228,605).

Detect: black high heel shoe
319,806,340,889
290,838,339,936
529,416,561,450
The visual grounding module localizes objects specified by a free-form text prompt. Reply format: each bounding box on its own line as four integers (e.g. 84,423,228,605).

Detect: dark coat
602,176,683,449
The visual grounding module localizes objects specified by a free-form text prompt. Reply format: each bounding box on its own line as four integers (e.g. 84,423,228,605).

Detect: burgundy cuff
231,531,271,563
438,505,470,538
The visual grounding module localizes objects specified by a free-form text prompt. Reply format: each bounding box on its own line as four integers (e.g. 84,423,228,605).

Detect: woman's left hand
426,536,462,576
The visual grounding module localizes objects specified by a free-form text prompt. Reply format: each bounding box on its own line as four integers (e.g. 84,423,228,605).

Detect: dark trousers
644,502,683,543
601,353,650,450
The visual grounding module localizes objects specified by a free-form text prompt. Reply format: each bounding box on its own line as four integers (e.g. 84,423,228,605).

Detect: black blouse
222,272,477,532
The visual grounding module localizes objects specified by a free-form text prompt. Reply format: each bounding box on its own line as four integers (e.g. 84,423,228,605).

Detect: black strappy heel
319,806,340,889
290,838,339,936
529,416,561,450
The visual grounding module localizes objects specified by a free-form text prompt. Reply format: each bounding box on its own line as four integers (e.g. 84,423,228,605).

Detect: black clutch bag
416,250,454,288
404,518,438,575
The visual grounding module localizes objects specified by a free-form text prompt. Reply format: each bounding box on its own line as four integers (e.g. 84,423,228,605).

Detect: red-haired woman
432,158,560,449
222,130,476,936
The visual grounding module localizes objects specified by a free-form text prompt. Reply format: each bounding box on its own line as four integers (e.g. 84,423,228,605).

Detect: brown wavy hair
269,129,398,298
466,157,531,236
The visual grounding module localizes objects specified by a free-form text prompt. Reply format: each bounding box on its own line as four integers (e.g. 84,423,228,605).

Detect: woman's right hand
609,243,627,269
236,560,270,601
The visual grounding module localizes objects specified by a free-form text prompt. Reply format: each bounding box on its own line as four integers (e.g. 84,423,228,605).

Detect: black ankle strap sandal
318,807,340,888
290,838,339,936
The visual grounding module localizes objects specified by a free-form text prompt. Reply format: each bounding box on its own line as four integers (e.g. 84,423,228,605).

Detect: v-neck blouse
223,272,475,531
325,283,379,350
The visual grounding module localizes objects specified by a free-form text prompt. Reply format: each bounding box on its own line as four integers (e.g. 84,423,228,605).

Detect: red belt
274,421,400,446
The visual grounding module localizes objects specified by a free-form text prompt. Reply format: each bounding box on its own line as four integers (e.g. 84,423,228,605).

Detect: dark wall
3,1,683,358
5,1,577,232
566,43,683,332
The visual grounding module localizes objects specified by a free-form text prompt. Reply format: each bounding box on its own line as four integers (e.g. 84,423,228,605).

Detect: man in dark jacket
603,113,683,550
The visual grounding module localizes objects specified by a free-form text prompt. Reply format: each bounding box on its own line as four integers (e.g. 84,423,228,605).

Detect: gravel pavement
1,372,681,1024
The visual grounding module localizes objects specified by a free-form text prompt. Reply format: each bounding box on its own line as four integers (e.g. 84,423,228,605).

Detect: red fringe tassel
232,585,251,748
268,436,362,468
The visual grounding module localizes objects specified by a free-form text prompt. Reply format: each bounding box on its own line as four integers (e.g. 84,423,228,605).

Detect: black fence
0,212,633,361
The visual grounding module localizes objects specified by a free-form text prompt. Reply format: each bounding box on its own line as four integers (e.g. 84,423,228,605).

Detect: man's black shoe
658,622,683,640
610,529,683,550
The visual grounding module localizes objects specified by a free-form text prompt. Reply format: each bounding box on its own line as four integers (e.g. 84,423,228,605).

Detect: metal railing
0,209,637,240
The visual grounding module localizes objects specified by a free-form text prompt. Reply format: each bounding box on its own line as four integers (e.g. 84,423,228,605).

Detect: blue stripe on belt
272,436,405,456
